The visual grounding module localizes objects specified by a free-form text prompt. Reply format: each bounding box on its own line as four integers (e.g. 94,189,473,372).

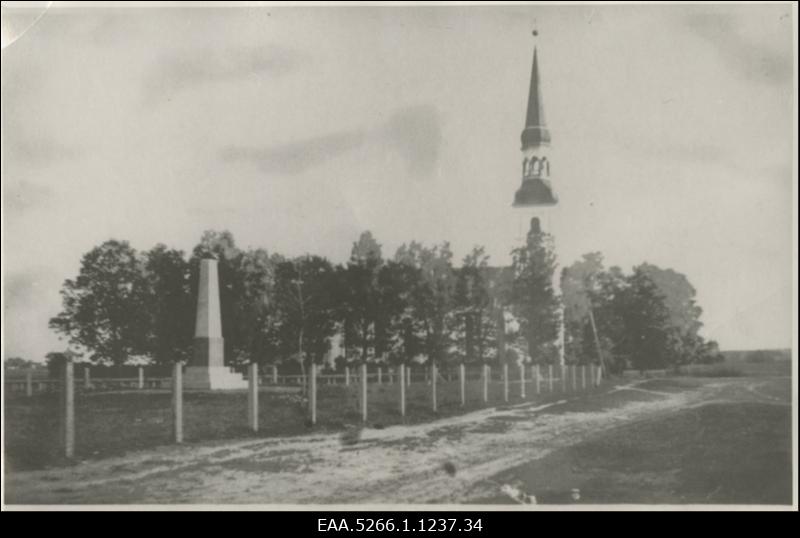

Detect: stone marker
138,366,144,389
185,257,246,390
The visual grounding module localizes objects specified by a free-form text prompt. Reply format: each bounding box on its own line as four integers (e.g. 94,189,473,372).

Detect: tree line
48,227,722,373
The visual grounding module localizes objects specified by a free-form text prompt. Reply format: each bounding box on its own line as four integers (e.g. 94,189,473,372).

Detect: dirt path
4,377,754,505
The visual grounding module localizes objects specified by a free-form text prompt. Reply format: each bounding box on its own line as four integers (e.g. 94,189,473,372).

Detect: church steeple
513,30,558,207
521,47,551,148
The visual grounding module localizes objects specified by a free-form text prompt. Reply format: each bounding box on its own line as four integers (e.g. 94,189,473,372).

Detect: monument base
183,366,248,390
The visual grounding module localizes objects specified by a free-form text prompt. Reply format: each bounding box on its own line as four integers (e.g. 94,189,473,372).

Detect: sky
1,3,795,361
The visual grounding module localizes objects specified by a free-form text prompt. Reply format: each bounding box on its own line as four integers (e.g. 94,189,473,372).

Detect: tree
143,244,193,364
616,267,672,372
340,232,385,364
509,221,560,364
49,240,150,365
4,357,39,372
271,256,339,375
394,241,457,366
636,263,710,369
453,246,495,364
350,230,382,264
561,252,610,367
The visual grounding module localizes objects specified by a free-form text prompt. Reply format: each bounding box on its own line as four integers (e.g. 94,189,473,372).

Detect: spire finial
532,18,538,38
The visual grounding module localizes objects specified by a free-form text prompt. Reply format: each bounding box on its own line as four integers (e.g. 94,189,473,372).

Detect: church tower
512,30,566,366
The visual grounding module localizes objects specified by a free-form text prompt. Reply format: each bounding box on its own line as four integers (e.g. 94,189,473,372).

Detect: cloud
6,136,80,167
220,104,443,178
380,104,443,177
3,268,53,310
221,129,368,175
683,12,792,86
143,44,307,104
3,180,54,215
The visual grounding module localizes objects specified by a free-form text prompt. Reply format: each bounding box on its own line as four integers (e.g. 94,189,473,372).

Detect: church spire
513,29,557,207
521,33,550,148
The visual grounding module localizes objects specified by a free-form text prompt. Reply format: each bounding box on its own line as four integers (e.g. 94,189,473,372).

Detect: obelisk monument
184,256,247,390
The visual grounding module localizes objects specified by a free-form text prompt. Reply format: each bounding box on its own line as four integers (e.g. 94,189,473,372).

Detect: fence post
345,366,350,386
361,363,368,422
83,365,91,390
407,366,412,386
431,362,438,412
459,363,466,406
378,367,382,386
399,364,406,416
138,366,144,389
596,365,603,386
590,364,595,386
548,364,553,392
561,365,567,392
519,362,526,399
535,364,540,395
26,370,33,397
309,362,317,426
482,364,489,403
389,368,394,385
503,363,509,403
571,365,577,391
582,365,586,390
62,356,75,458
248,362,259,432
172,362,183,443
272,365,278,384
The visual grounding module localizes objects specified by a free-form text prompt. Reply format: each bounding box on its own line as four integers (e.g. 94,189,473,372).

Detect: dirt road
4,376,790,505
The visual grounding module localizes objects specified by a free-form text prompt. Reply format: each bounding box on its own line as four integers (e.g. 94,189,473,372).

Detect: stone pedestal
185,257,246,390
184,365,247,390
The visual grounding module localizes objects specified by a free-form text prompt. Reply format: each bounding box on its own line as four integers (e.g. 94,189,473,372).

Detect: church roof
520,46,551,148
513,177,558,207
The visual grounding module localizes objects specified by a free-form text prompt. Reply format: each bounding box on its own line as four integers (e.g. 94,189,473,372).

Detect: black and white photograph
1,1,796,510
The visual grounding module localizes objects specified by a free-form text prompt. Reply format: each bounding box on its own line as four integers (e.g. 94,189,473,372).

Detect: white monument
183,256,247,390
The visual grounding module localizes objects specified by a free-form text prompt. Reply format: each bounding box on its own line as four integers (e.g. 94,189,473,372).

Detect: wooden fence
16,358,605,459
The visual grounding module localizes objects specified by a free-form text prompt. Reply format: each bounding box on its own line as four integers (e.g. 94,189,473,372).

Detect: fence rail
4,376,171,395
